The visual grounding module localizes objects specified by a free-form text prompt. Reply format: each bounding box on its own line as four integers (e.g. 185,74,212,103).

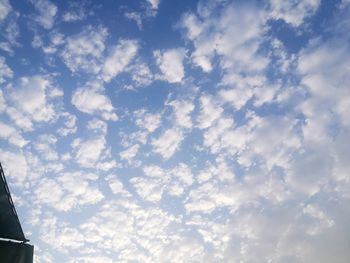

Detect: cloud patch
154,48,186,83
102,39,139,82
71,81,118,121
4,75,62,130
30,0,57,29
61,26,107,74
151,128,184,159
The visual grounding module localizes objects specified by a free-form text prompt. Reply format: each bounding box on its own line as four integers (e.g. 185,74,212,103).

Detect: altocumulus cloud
0,0,350,262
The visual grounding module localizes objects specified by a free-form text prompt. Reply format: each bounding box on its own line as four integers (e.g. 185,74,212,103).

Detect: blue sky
1,0,350,262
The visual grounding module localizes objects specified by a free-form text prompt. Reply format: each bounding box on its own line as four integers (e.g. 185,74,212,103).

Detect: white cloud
39,214,85,251
170,163,193,187
185,183,220,214
197,95,223,129
218,74,267,110
204,159,236,183
0,56,12,83
8,77,52,119
0,121,28,147
62,9,86,22
32,31,65,54
0,42,13,54
125,1,160,30
66,126,115,173
71,256,113,263
286,37,350,198
144,0,161,17
71,81,118,121
286,144,332,196
34,179,63,207
180,12,212,72
106,175,131,196
72,136,106,168
298,40,350,131
30,0,57,29
32,247,53,263
332,129,350,183
202,116,235,154
130,165,169,202
57,112,77,136
61,26,107,74
171,23,347,261
156,237,205,262
269,0,321,26
216,5,268,72
130,176,165,202
180,2,268,74
96,160,117,171
219,87,252,110
120,130,148,148
0,5,19,50
33,134,59,161
87,118,108,135
134,109,161,133
184,160,246,214
78,199,181,261
0,0,11,21
131,165,165,202
0,150,32,186
0,90,6,112
57,172,103,209
154,48,186,83
147,0,160,10
303,204,334,235
244,115,300,168
120,144,140,165
5,75,62,130
131,163,194,202
1,1,349,262
34,172,103,211
180,13,203,41
168,99,194,129
102,39,138,82
151,128,184,159
4,107,33,131
125,12,142,30
129,62,154,87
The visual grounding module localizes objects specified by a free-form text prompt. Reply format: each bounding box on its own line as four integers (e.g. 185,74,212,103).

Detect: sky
0,0,350,262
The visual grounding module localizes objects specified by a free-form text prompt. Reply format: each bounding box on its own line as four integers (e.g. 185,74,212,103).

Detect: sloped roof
0,162,27,242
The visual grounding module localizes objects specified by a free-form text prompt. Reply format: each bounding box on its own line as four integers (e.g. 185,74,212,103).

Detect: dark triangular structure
0,162,33,263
